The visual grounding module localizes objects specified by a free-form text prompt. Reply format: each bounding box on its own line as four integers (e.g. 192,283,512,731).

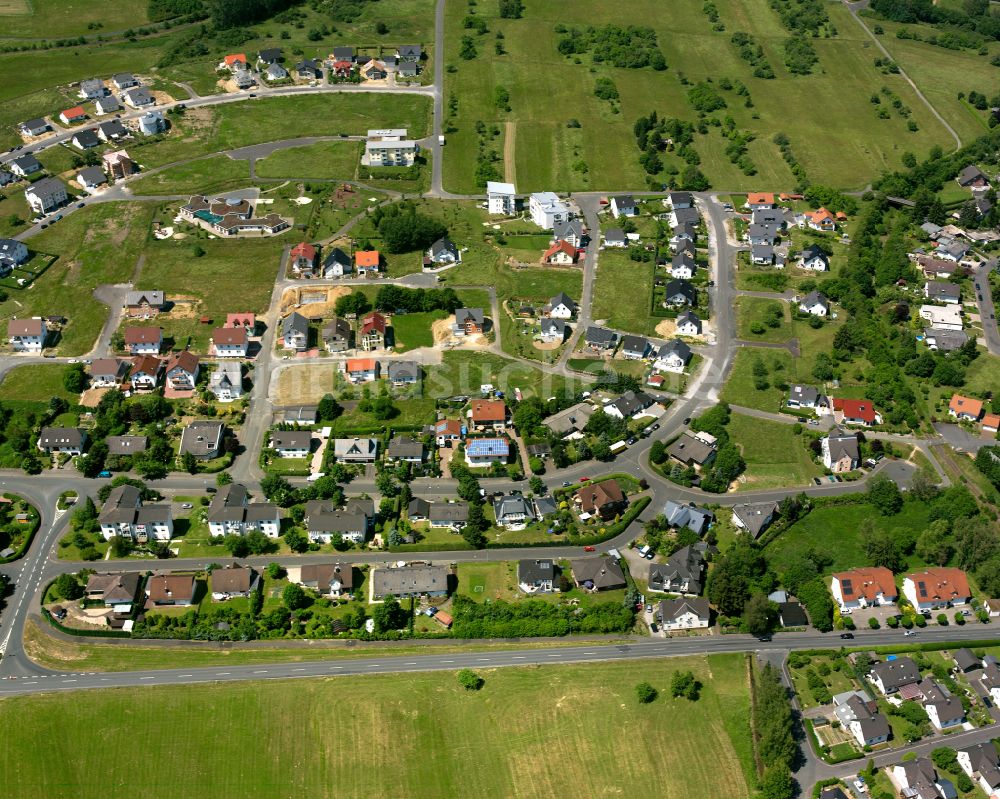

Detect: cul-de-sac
4,0,1000,797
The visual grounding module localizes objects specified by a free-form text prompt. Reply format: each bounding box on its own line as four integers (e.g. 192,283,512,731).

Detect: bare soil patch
278,285,351,317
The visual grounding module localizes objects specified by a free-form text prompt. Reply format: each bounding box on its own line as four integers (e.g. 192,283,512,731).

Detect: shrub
458,669,484,690
636,681,658,703
937,613,949,626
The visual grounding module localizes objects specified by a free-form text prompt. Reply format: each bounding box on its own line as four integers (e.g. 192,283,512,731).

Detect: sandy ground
432,316,491,349
655,319,677,338
279,285,351,317
167,296,201,319
532,339,562,351
272,364,340,405
79,387,110,407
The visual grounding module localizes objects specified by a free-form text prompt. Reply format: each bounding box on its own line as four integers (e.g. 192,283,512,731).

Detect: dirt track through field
503,121,516,185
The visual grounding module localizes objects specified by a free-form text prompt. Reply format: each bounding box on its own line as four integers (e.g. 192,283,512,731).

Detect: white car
904,630,916,637
854,778,867,793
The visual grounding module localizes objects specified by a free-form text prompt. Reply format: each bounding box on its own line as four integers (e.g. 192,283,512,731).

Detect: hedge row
388,541,475,553
486,496,651,550
42,608,132,639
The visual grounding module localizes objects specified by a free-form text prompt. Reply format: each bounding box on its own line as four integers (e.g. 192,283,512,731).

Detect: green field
736,297,790,343
442,0,953,193
0,364,79,404
590,251,660,336
0,655,753,799
426,350,580,401
255,140,363,180
128,155,251,195
391,310,447,352
726,412,823,490
0,0,151,38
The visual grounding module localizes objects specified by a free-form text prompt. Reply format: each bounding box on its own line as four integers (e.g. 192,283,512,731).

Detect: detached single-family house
107,436,147,457
122,87,155,108
893,758,954,799
543,239,578,265
620,335,650,360
281,312,309,351
18,118,50,137
112,72,139,90
746,192,776,210
296,59,322,79
610,195,636,218
90,358,130,387
662,500,714,535
664,279,697,306
465,437,509,466
333,437,378,463
10,154,42,178
804,207,836,231
124,290,165,318
60,105,88,125
834,692,890,748
924,281,961,304
657,597,710,631
493,494,535,529
470,399,508,432
652,339,691,373
830,567,897,612
128,355,162,392
71,129,100,150
387,360,420,387
731,501,778,540
920,678,966,731
344,357,379,383
957,165,989,188
270,430,312,458
787,384,827,412
518,559,555,593
38,427,86,455
322,247,352,277
570,556,626,592
78,78,105,99
287,563,354,598
822,428,859,472
869,656,921,696
95,96,121,115
211,326,249,358
8,318,47,352
574,480,626,520
0,238,28,270
919,304,964,331
164,351,199,391
179,420,226,460
545,292,578,319
359,312,387,350
958,743,1000,797
25,177,68,214
427,237,460,265
257,48,282,65
669,191,694,209
209,361,243,401
453,307,485,336
903,567,971,611
85,572,141,610
675,310,702,337
289,242,317,274
123,326,162,355
146,573,196,606
798,291,829,317
798,244,830,272
667,430,718,469
603,228,627,248
584,325,618,351
211,565,259,600
604,390,654,420
539,317,567,343
552,219,585,248
355,249,381,275
832,398,881,427
669,253,697,279
434,418,463,447
648,545,704,595
386,435,425,464
949,394,983,422
76,165,107,191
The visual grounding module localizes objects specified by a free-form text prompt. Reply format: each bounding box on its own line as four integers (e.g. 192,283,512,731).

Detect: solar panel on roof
842,579,853,594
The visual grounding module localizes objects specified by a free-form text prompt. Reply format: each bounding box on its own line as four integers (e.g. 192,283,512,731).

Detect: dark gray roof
270,430,312,450
106,435,147,456
953,647,981,671
570,556,626,590
585,326,618,346
323,247,352,270
98,119,127,138
429,237,458,259
779,601,808,626
801,243,829,263
604,227,626,242
800,290,829,309
826,429,859,464
870,656,921,691
259,48,282,63
518,558,554,583
373,564,449,597
958,165,987,185
657,339,691,362
607,389,653,418
669,191,693,207
664,279,697,303
77,166,106,185
663,500,714,533
12,154,41,173
428,501,468,524
620,334,649,354
387,435,424,459
649,545,704,594
731,501,778,539
552,219,584,242
455,307,484,325
676,310,701,332
666,431,716,466
282,311,308,338
671,207,700,226
540,318,566,337
387,360,420,381
493,493,534,521
548,291,578,312
179,420,224,457
38,427,84,449
658,596,710,622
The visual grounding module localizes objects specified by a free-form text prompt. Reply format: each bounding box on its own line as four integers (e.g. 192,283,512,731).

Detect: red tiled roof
346,358,376,372
906,568,971,603
471,399,507,423
123,327,161,345
212,327,247,346
544,240,577,261
832,567,896,603
224,54,246,66
949,394,983,419
226,313,255,328
361,312,386,335
355,250,380,267
747,192,775,205
832,398,878,424
62,106,86,119
290,242,316,261
166,350,199,374
130,355,162,376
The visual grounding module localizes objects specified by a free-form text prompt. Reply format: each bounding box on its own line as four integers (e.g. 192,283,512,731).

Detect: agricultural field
726,412,823,490
442,0,954,194
0,655,754,799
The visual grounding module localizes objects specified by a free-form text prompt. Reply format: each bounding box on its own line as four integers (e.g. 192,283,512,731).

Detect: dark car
77,202,85,208
683,417,691,424
840,632,854,639
813,477,822,485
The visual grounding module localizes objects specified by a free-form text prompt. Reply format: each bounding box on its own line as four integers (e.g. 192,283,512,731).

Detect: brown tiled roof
212,327,248,346
124,327,161,345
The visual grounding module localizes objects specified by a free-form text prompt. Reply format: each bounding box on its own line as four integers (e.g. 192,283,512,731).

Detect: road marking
216,672,231,676
512,656,526,659
441,659,454,663
293,668,306,672
179,674,193,678
330,666,343,670
140,676,154,680
367,664,380,668
61,679,76,683
477,658,490,662
253,670,268,674
404,662,417,665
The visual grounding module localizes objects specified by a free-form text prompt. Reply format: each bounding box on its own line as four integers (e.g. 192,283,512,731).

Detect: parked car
652,423,659,430
813,477,822,485
97,470,112,478
583,545,596,552
840,632,854,639
181,503,193,509
561,480,571,487
578,477,590,483
854,777,867,793
683,417,691,424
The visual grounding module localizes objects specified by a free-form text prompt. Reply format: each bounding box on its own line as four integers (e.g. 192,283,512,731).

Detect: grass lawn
0,202,155,355
727,412,823,491
0,364,80,404
764,498,935,575
591,251,661,336
0,0,150,37
0,653,753,799
391,310,447,352
456,561,521,602
426,350,580,402
128,155,250,195
330,397,437,434
442,0,952,194
254,140,363,180
720,347,793,412
736,297,790,343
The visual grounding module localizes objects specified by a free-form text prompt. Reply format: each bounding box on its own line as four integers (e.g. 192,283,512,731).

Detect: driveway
933,422,995,454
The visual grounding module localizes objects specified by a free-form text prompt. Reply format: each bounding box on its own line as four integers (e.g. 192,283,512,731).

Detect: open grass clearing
426,350,580,402
128,155,250,195
736,296,790,343
1,652,753,799
727,412,823,491
591,251,660,336
0,363,79,404
254,140,362,180
0,0,150,37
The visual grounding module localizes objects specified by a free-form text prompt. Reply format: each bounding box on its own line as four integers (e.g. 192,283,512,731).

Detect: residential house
386,435,425,464
663,279,697,306
211,326,249,358
137,110,166,135
493,494,535,529
316,317,351,355
924,281,961,304
38,427,86,455
95,96,121,115
543,239,578,265
670,206,701,229
362,129,416,166
518,559,555,593
958,743,1000,797
529,191,570,229
146,573,196,607
332,437,378,463
179,420,226,460
903,568,971,611
122,87,155,108
470,399,508,431
552,218,585,248
543,402,595,437
869,656,921,695
982,661,1000,706
919,678,965,730
787,384,828,412
90,358,130,387
949,394,983,422
833,692,890,748
453,307,485,335
924,327,968,351
957,165,988,188
669,253,697,279
222,53,247,70
98,484,173,542
575,480,627,520
434,418,463,447
18,118,50,137
372,564,449,600
287,563,354,598
427,237,460,265
830,567,897,612
953,648,980,673
103,150,136,181
570,556,626,591
603,228,627,248
71,129,100,151
545,292,578,319
397,44,422,61
657,597,711,631
360,59,387,80
7,318,47,352
209,361,243,401
668,309,700,340
128,355,162,392
832,398,881,427
76,166,107,191
211,565,259,600
270,430,312,459
359,312,387,350
804,207,836,231
10,154,42,178
620,335,650,360
822,428,860,472
486,180,516,215
604,389,655,420
652,339,691,373
584,325,618,351
731,501,779,540
648,545,705,595
296,59,322,79
667,430,718,469
329,58,353,78
0,238,28,269
344,357,379,383
746,192,776,210
257,48,282,65
78,78,105,99
59,106,88,125
539,318,568,343
750,244,774,266
124,290,165,318
281,312,309,351
893,758,954,799
798,290,830,316
919,304,964,331
662,500,714,535
164,351,199,391
281,405,316,426
322,248,352,277
106,435,147,457
24,177,67,214
112,72,139,90
610,195,636,218
289,242,317,274
305,498,374,544
387,360,420,387
669,191,694,209
464,437,509,466
798,244,830,271
936,240,968,263
84,572,141,610
123,327,162,355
